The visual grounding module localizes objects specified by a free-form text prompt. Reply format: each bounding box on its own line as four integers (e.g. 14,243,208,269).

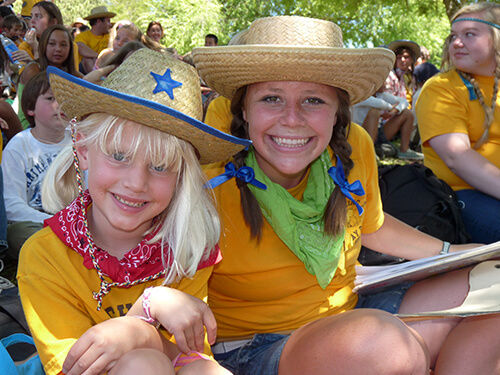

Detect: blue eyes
151,165,166,172
112,152,126,162
110,152,166,173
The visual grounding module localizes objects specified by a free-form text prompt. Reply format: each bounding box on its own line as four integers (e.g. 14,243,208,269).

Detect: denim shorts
213,333,289,375
213,283,412,375
355,281,414,314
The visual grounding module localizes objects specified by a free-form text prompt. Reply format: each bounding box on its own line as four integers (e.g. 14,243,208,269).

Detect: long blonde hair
42,113,220,284
441,3,499,149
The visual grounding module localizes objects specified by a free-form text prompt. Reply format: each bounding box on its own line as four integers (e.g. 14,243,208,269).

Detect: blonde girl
17,48,248,375
417,2,500,243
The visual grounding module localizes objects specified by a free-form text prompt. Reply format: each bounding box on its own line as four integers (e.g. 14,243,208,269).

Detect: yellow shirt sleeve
204,96,232,133
417,69,500,191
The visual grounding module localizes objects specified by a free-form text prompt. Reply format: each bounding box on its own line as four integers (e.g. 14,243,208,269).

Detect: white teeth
114,194,145,207
272,136,309,147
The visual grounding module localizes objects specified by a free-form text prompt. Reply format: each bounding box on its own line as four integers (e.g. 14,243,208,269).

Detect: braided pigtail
323,89,353,236
459,71,498,149
230,87,264,240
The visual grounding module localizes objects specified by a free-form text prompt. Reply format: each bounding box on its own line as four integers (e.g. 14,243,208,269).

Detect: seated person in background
2,14,23,45
412,61,440,108
417,2,499,243
17,25,81,129
385,39,420,107
204,33,218,46
2,71,69,259
146,21,163,44
74,6,115,74
18,1,63,60
352,84,421,160
95,21,141,68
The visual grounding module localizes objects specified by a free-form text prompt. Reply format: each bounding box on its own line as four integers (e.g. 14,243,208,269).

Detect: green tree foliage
51,0,479,59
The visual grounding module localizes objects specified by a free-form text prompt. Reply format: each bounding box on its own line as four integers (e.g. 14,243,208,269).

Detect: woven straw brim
84,12,116,20
193,45,395,104
48,67,250,164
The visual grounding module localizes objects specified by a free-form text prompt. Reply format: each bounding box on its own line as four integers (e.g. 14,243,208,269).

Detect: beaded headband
452,17,500,30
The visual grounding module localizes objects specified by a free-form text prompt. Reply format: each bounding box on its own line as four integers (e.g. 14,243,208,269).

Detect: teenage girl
417,2,500,243
17,48,248,375
189,15,499,374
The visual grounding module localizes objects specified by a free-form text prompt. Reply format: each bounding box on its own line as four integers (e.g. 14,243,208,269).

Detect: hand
62,316,158,375
24,28,38,50
83,65,116,84
11,50,33,64
147,286,217,354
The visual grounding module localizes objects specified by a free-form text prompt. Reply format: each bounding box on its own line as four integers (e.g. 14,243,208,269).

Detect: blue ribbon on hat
328,156,365,216
205,162,267,190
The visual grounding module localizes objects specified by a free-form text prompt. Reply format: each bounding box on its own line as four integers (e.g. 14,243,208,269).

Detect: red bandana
44,191,221,284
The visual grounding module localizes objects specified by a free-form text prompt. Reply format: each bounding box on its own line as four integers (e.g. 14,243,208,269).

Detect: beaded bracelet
133,287,158,326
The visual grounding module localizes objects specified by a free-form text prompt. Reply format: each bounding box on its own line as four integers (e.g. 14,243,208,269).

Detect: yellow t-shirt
204,96,232,133
74,30,109,63
206,123,384,339
18,227,214,375
417,69,500,191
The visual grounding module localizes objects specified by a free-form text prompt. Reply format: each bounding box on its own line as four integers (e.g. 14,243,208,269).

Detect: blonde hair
42,113,220,284
441,3,499,148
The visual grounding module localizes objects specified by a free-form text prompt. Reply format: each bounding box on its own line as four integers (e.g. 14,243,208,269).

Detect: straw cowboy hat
192,16,395,105
83,6,116,21
47,48,250,164
387,39,421,62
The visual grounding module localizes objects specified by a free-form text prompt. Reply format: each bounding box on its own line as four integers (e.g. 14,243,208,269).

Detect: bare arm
76,42,98,59
362,214,474,260
429,133,500,199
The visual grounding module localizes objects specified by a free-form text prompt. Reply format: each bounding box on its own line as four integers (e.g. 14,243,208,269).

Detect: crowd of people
0,1,498,375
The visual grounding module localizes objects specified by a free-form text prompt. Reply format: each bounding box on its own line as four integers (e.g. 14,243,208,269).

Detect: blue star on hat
150,68,182,100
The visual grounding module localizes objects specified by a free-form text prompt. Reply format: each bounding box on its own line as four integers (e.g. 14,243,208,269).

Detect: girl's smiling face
449,14,496,76
78,120,178,252
243,81,339,189
147,24,163,42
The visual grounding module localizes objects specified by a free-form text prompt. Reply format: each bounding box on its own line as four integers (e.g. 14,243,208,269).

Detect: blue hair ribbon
205,162,267,190
328,156,365,216
451,17,500,30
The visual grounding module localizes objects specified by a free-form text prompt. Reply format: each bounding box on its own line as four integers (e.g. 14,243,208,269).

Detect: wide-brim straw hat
47,48,250,164
388,39,421,61
192,16,395,104
83,6,116,20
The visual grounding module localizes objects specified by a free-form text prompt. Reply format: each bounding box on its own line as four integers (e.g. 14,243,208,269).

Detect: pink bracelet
134,287,157,325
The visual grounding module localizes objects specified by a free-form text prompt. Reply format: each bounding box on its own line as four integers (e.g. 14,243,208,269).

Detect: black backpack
358,163,470,266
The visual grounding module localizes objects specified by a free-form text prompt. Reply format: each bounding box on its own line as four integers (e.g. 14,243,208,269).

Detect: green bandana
245,148,345,288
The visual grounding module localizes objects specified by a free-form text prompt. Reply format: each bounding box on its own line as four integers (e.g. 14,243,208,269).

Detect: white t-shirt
2,128,70,223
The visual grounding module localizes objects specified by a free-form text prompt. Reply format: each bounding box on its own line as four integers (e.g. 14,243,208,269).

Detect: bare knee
110,348,175,375
280,309,429,375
